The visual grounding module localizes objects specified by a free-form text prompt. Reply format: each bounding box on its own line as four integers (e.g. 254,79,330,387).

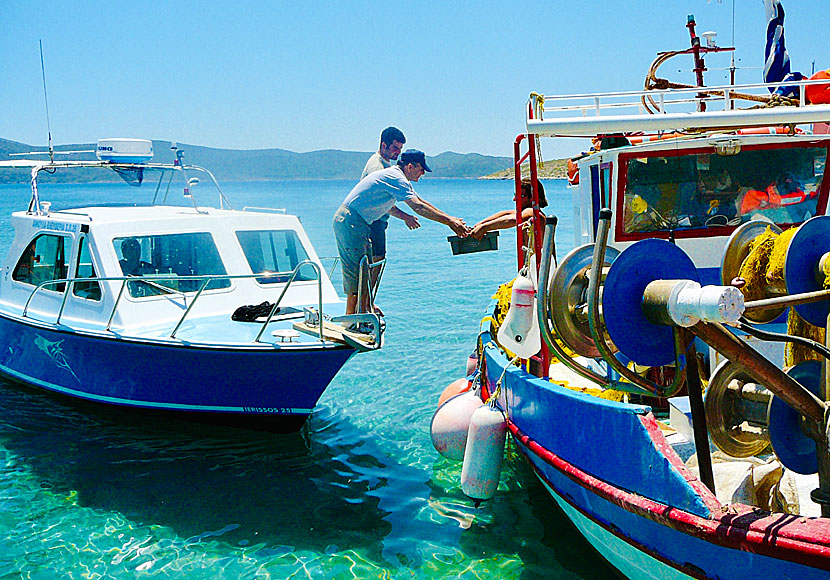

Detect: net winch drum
784,215,830,327
768,360,822,475
95,138,154,163
602,238,699,367
548,244,620,358
721,220,784,323
706,359,821,475
705,359,770,458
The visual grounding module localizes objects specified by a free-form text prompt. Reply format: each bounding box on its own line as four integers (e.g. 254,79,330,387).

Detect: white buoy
461,404,507,502
497,273,541,359
430,391,484,461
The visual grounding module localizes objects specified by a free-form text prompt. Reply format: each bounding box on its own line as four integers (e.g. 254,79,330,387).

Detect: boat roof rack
0,159,233,214
527,79,830,137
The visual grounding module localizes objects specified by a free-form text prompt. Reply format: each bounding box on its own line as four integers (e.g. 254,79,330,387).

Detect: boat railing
21,262,327,344
316,255,385,310
528,79,830,137
3,160,235,217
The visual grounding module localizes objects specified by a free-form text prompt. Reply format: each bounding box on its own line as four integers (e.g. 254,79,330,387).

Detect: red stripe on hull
506,418,830,571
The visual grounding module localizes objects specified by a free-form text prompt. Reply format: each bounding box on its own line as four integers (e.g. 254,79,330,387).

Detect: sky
2,1,829,160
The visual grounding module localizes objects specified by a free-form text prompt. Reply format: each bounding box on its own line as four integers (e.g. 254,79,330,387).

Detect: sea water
0,177,616,579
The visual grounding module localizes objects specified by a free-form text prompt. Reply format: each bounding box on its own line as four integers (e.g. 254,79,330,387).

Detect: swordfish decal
34,335,81,383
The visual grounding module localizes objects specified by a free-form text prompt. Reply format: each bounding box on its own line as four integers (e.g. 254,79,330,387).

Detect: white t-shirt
360,152,392,180
343,165,416,224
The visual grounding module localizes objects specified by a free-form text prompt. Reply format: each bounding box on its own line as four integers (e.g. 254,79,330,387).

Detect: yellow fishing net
737,226,825,366
737,227,778,302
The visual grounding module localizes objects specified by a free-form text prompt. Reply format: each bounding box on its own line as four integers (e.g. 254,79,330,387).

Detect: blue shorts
333,205,371,295
369,217,389,257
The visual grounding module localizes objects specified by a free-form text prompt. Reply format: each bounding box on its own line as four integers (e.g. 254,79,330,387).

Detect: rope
642,50,798,115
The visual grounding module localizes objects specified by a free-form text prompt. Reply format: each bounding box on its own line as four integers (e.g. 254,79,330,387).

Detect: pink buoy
437,378,472,408
430,391,484,461
461,404,507,502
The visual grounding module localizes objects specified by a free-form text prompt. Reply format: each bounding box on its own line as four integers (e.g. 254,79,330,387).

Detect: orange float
805,69,830,105
438,378,472,408
567,158,580,185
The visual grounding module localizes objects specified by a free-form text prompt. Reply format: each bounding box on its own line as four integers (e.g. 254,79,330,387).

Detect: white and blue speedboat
0,140,382,431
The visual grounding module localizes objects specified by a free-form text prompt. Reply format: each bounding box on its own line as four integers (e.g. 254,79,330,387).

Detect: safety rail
531,79,830,120
318,254,385,315
0,160,235,218
527,79,830,138
21,261,326,344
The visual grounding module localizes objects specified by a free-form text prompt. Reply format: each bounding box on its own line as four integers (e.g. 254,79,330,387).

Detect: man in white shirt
334,149,469,315
360,127,420,269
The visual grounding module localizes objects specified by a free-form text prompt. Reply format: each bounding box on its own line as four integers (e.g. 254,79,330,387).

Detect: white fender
430,391,484,461
497,273,541,359
461,404,507,501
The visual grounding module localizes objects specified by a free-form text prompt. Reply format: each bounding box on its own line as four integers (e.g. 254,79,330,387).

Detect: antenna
39,40,54,163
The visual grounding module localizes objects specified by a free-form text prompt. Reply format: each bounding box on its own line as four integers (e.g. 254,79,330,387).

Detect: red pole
513,130,551,376
513,135,526,268
687,14,707,111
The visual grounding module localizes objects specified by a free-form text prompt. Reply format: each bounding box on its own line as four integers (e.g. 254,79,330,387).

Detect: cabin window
73,236,101,301
113,233,230,298
236,230,315,284
12,234,68,292
621,145,827,235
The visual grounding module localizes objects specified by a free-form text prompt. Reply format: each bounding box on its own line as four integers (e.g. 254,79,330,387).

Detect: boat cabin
0,159,341,343
570,132,830,285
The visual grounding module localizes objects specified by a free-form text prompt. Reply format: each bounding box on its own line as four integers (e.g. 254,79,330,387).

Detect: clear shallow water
0,177,616,579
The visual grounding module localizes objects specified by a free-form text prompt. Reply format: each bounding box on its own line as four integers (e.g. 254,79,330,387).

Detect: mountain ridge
0,138,514,183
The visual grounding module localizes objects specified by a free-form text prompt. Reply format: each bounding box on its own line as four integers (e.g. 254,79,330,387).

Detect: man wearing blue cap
334,149,469,315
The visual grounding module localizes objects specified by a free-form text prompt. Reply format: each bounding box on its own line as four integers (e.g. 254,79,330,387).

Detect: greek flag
764,0,802,97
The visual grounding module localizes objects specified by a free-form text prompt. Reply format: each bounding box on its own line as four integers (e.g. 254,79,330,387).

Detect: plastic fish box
447,231,499,255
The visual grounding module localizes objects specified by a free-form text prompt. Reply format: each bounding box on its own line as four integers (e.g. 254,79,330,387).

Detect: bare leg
346,293,358,315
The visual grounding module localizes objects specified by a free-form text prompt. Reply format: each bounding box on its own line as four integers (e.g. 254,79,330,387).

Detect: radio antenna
39,40,54,163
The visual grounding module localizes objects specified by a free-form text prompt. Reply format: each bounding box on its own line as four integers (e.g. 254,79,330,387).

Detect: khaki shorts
333,205,371,295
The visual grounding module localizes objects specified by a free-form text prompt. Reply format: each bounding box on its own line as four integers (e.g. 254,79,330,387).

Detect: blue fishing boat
0,140,384,431
437,13,830,579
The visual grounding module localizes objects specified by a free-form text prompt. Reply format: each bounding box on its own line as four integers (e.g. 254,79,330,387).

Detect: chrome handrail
356,256,386,314
252,260,323,343
21,266,326,343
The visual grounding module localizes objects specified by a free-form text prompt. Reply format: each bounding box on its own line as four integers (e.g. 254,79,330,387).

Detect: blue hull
479,313,830,579
0,312,354,431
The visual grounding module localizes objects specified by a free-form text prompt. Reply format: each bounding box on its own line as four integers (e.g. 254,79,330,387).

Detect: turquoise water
0,177,616,579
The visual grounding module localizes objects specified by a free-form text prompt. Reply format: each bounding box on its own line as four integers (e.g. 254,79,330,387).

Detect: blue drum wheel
784,215,830,327
603,239,699,367
768,360,821,475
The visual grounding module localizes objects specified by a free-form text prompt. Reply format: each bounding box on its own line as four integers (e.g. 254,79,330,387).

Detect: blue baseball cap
399,149,432,172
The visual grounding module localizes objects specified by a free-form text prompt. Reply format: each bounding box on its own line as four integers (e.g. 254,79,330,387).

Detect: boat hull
0,312,354,432
480,326,830,579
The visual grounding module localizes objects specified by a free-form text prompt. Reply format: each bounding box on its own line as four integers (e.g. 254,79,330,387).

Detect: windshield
236,230,315,284
113,233,229,297
620,145,827,236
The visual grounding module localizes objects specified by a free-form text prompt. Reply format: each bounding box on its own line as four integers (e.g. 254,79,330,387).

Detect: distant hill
0,138,513,183
482,158,569,180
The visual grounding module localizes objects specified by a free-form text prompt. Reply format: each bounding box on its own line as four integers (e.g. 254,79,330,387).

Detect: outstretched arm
387,205,420,229
404,196,469,237
470,208,534,239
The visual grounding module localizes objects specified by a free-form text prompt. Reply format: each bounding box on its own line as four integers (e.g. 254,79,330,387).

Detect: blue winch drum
768,360,821,475
603,238,699,368
784,215,830,327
